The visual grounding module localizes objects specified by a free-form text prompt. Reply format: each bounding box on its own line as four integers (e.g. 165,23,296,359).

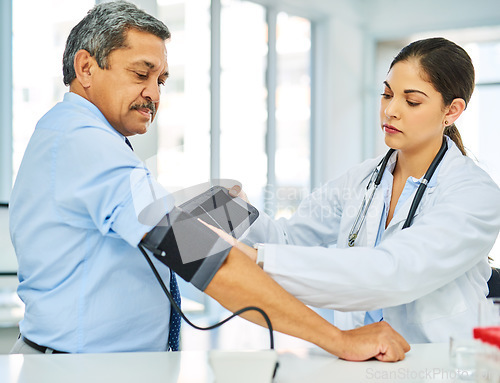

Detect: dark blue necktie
124,137,134,151
167,270,182,351
124,136,182,351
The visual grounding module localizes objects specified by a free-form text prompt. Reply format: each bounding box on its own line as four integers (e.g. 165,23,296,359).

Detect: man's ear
444,98,466,126
73,49,95,89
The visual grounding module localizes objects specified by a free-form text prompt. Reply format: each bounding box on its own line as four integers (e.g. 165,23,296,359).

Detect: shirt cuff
254,243,266,269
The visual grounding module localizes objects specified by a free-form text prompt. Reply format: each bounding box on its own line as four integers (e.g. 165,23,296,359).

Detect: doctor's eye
381,93,392,99
406,101,420,107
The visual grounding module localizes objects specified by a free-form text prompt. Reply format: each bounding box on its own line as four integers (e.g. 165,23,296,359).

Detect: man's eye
136,72,148,79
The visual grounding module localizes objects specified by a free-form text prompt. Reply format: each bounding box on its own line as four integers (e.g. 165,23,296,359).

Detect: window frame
0,0,13,204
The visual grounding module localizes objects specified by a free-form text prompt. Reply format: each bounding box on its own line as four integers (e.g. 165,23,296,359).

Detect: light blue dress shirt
9,92,174,353
364,153,442,325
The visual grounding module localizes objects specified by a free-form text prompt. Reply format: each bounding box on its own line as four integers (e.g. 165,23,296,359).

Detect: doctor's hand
228,184,249,203
335,321,410,362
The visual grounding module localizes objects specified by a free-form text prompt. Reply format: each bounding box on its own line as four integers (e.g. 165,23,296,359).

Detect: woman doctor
222,37,500,343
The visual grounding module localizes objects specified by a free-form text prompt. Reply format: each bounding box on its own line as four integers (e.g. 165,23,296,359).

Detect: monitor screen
180,187,258,238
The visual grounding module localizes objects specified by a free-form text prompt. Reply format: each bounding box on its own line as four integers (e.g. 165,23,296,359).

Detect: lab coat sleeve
261,160,500,312
243,173,350,247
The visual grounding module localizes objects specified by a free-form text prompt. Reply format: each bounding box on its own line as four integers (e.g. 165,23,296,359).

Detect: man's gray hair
62,1,170,86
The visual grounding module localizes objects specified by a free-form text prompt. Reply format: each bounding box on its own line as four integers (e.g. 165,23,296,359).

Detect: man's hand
333,321,410,362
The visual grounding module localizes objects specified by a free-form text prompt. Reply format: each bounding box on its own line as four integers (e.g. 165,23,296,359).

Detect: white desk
0,343,469,383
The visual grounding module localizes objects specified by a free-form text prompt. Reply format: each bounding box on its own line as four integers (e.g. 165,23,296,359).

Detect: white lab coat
245,139,500,343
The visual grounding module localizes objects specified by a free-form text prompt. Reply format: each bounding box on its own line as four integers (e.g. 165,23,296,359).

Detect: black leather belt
21,335,68,354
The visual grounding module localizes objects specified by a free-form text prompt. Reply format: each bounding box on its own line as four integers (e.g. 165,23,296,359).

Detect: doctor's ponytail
444,123,466,156
390,37,475,156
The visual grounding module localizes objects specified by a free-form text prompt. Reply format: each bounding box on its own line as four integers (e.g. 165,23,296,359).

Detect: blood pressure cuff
140,206,231,291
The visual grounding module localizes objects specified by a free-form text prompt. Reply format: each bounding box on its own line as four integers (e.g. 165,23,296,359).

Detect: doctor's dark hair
62,1,170,86
390,37,475,156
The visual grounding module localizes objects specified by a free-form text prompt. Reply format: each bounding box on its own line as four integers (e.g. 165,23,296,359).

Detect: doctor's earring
444,120,449,126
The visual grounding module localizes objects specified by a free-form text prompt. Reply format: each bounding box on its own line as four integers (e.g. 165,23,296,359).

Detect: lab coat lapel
385,185,437,234
386,191,415,233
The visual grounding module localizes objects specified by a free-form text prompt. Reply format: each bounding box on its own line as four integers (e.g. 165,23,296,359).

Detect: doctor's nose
384,99,400,119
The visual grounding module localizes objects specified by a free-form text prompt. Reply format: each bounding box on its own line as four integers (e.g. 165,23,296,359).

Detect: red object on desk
473,326,500,347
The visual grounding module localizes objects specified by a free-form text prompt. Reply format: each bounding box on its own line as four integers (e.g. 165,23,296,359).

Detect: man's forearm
204,246,340,351
204,247,409,361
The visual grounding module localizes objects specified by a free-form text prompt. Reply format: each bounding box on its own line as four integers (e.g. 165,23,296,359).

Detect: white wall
321,16,366,182
362,0,500,40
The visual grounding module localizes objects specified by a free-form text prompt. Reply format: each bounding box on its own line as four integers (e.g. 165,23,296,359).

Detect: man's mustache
131,102,156,115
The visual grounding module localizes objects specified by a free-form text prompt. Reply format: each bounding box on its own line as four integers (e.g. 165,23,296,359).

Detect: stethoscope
347,137,448,247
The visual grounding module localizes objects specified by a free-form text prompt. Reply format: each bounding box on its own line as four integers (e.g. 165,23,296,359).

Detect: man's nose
142,80,160,103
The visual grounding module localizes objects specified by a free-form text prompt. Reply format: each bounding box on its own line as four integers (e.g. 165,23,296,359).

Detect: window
459,39,500,267
219,0,268,211
154,0,314,218
4,0,316,219
12,0,95,182
275,13,311,218
156,0,212,192
149,0,317,346
459,40,500,187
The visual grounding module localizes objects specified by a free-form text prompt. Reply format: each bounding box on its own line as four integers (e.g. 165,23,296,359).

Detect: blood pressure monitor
139,187,276,362
140,186,259,291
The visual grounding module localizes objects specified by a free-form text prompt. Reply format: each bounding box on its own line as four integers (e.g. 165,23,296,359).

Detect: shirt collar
63,92,126,141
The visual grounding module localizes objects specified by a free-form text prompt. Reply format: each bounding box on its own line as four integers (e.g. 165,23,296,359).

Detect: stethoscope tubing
348,137,448,247
402,137,448,229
